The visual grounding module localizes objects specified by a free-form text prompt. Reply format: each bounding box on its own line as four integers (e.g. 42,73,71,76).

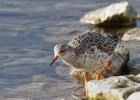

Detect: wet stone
85,74,140,100
80,1,137,26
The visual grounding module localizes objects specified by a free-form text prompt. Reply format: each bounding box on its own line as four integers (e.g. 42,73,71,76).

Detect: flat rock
70,43,129,84
80,1,137,26
85,74,140,100
122,28,140,41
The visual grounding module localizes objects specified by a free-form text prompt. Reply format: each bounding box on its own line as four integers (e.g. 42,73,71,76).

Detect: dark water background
0,0,139,100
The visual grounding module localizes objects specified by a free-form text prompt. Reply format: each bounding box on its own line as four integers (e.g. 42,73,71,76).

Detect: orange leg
81,72,89,96
95,59,112,80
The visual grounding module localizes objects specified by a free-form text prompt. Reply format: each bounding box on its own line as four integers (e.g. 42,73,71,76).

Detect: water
0,0,139,100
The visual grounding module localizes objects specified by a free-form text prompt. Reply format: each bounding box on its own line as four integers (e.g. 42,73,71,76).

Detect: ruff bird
50,32,119,95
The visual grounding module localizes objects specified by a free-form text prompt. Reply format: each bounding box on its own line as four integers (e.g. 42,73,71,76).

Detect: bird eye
60,49,65,53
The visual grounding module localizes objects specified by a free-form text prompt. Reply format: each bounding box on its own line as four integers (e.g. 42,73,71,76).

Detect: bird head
50,43,69,67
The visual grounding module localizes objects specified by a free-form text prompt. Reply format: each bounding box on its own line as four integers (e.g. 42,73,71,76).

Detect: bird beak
50,56,59,67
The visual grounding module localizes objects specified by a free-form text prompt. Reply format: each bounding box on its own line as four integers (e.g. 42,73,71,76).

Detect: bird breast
78,51,112,72
61,49,112,72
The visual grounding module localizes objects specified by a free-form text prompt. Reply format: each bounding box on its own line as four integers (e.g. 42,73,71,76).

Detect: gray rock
85,74,140,100
127,57,140,75
121,28,140,74
80,1,137,26
122,28,140,41
122,41,140,75
70,43,129,84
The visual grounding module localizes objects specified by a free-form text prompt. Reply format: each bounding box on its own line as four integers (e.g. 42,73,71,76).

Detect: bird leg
83,72,89,83
81,72,89,96
95,59,112,80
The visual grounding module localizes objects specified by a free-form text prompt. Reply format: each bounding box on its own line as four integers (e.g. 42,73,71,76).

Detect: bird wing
68,32,118,56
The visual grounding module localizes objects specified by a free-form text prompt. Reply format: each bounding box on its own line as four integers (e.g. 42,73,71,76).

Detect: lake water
0,0,139,100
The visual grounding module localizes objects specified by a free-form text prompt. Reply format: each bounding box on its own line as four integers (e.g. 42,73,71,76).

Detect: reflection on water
0,0,139,100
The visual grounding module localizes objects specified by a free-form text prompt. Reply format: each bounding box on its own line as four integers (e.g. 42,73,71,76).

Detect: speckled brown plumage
68,32,118,56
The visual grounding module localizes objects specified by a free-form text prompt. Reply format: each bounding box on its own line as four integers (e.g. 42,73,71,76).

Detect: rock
127,57,140,75
122,28,140,41
80,1,137,26
70,43,129,84
127,92,140,100
85,74,140,100
121,28,140,74
122,41,140,75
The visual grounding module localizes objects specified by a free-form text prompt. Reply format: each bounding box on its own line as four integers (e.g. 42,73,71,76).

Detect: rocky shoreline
72,1,140,100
